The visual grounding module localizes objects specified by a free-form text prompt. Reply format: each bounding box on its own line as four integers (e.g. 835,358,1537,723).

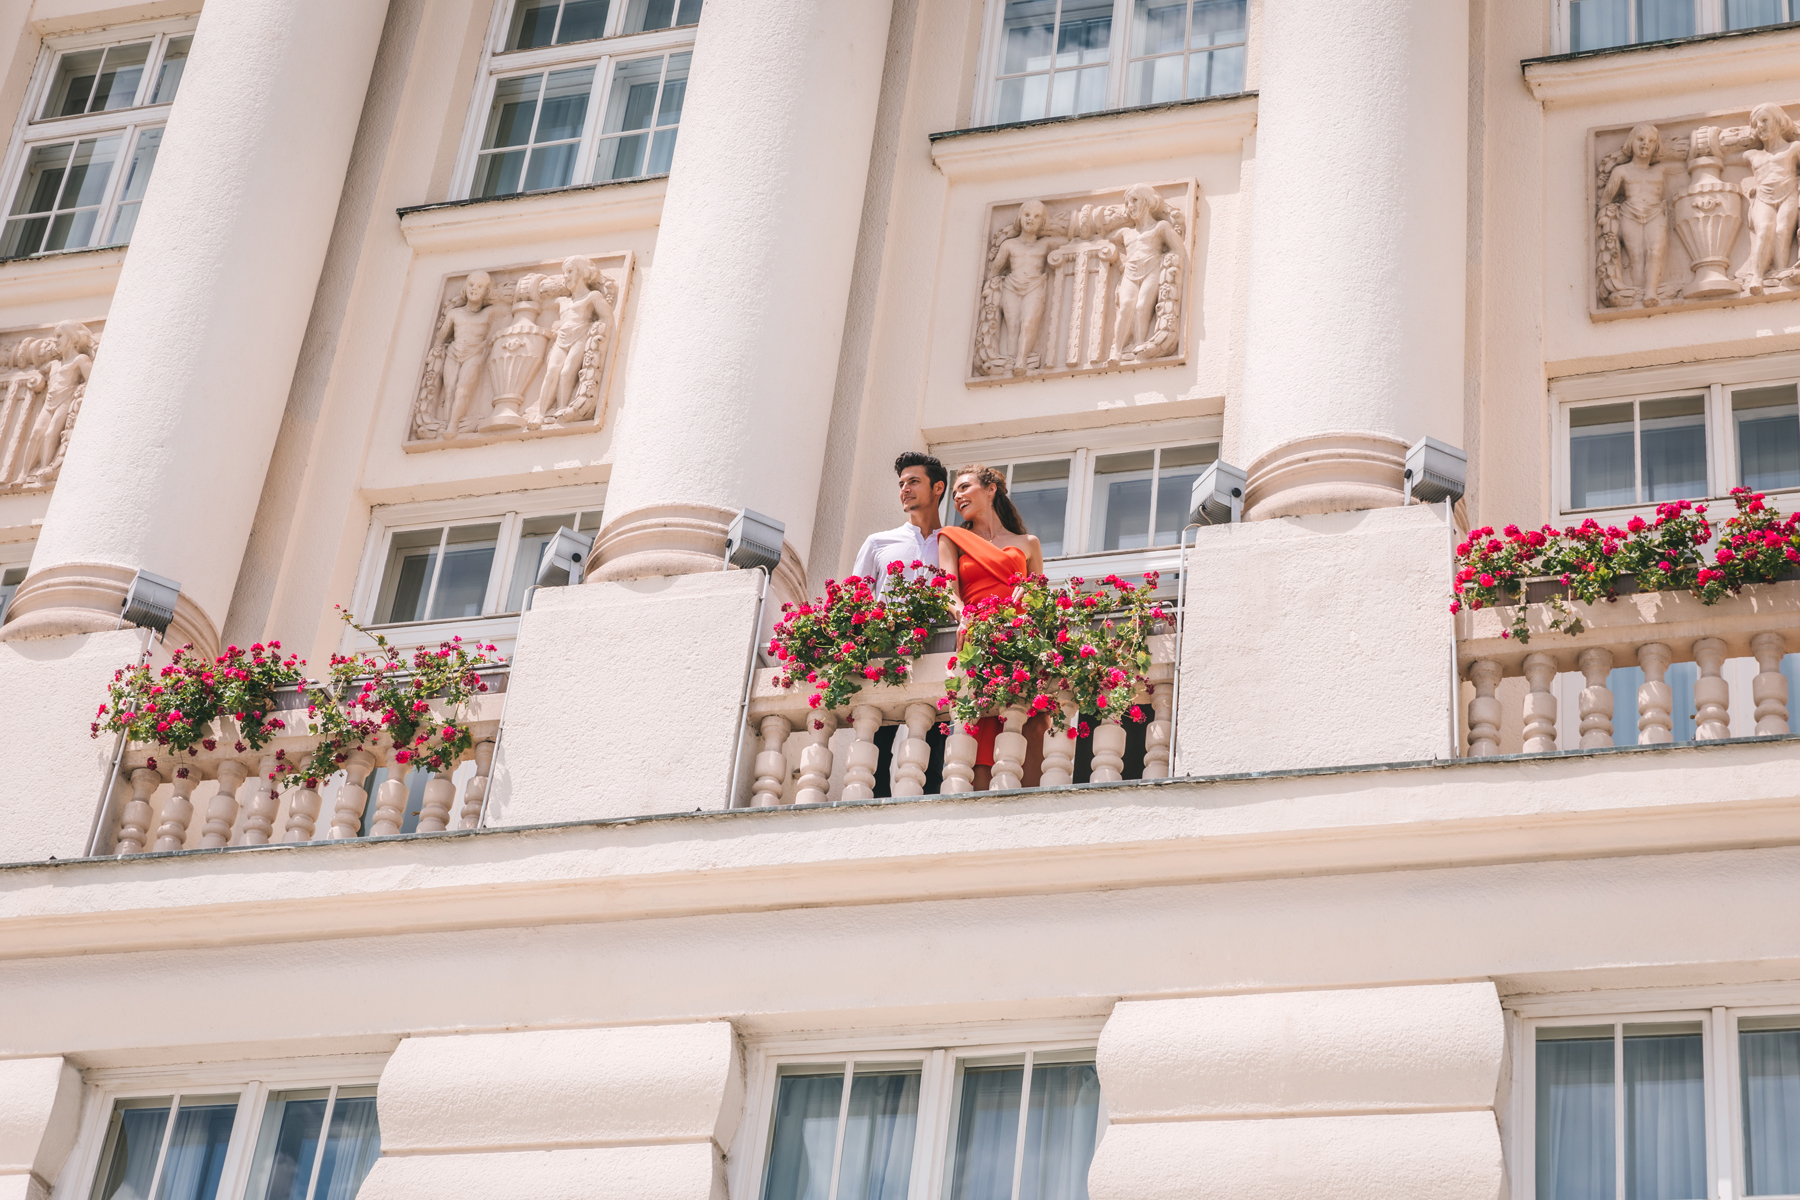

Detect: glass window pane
1001,1,1057,74
763,1068,845,1200
1726,0,1790,26
0,565,27,621
44,48,104,118
506,513,579,612
379,529,442,624
93,42,151,112
507,0,562,50
556,0,611,42
1623,1025,1705,1200
108,127,162,244
11,142,72,216
836,1069,920,1200
1637,0,1695,40
595,57,666,181
426,523,500,620
1536,1031,1615,1200
626,0,703,32
92,1098,173,1200
1126,56,1182,106
1639,396,1707,502
1571,0,1630,49
995,75,1046,123
1012,459,1071,558
1131,1,1188,56
1154,444,1218,545
1019,1060,1100,1200
603,58,664,134
1192,44,1244,97
1191,0,1246,45
152,37,191,105
473,149,527,199
1091,451,1155,551
246,1089,327,1200
1058,3,1113,63
313,1089,381,1200
523,142,578,191
535,66,594,142
1741,1019,1800,1196
1570,403,1636,509
1735,385,1800,493
657,53,690,126
482,74,543,151
949,1063,1023,1200
152,1097,239,1200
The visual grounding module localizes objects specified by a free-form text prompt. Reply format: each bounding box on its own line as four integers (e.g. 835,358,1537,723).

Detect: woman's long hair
958,463,1027,536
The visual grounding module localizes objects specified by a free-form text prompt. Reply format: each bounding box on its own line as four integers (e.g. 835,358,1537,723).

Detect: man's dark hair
894,451,947,493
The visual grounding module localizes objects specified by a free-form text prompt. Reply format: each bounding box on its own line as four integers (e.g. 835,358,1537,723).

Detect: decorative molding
0,246,122,308
396,176,667,255
406,254,631,450
929,94,1256,183
968,180,1196,385
1524,23,1800,106
0,317,101,496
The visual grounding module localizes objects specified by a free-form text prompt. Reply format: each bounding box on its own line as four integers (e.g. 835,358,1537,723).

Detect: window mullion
300,1085,337,1200
424,526,450,620
1110,0,1131,109
825,1062,854,1200
1146,447,1161,548
1710,1007,1732,1200
1615,1025,1627,1200
576,54,611,185
1633,402,1645,505
144,1093,182,1200
520,70,552,185
1009,1050,1034,1200
96,122,138,244
551,0,567,46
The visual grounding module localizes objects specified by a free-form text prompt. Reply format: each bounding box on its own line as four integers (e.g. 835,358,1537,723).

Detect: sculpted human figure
435,271,502,439
1599,124,1675,306
1739,103,1800,294
986,200,1067,374
19,321,92,486
533,255,615,425
1108,183,1188,359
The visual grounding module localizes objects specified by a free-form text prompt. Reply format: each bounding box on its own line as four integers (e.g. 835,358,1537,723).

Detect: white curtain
258,1097,327,1200
837,1072,919,1200
1624,1033,1706,1200
99,1105,172,1200
1741,1029,1800,1196
764,1073,846,1200
1570,0,1629,50
153,1102,238,1200
315,1095,381,1200
1019,1064,1101,1200
949,1068,1024,1200
1537,1037,1614,1200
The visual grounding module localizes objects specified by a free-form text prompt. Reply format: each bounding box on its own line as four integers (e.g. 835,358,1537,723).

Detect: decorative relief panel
969,180,1195,385
407,252,631,450
0,318,100,496
1591,103,1800,319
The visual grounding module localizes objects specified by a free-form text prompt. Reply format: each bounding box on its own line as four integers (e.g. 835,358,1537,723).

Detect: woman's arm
1026,535,1044,578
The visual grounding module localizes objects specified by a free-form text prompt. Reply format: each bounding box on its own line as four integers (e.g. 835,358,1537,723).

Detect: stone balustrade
743,636,1176,805
1456,579,1800,756
102,684,506,856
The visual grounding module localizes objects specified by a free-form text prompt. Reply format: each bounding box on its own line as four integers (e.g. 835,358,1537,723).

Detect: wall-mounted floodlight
725,508,784,573
535,526,595,589
1405,436,1468,506
120,570,180,639
1188,460,1247,526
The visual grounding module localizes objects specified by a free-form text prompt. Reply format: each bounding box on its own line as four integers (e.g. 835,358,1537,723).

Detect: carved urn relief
482,274,550,433
1670,126,1746,300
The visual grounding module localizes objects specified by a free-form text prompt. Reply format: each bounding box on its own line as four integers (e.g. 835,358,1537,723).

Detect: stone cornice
1522,23,1800,106
1,737,1797,961
397,176,668,255
0,245,123,309
928,93,1258,183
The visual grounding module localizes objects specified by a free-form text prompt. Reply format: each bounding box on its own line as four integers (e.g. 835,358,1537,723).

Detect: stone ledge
929,93,1258,182
1522,22,1800,105
397,176,667,255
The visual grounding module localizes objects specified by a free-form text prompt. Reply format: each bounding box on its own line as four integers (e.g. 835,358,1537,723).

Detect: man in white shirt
850,452,949,795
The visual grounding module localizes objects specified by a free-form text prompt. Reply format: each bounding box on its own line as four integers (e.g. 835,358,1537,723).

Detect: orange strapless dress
939,526,1029,766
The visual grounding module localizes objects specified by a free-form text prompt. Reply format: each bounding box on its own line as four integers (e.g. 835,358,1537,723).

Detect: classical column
1237,0,1468,520
587,0,894,595
0,0,391,653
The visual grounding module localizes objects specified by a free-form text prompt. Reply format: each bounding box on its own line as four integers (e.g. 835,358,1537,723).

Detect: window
1524,1010,1800,1200
748,1040,1104,1200
979,0,1246,126
0,563,25,621
67,1071,381,1200
459,0,701,199
1561,0,1795,52
0,23,191,259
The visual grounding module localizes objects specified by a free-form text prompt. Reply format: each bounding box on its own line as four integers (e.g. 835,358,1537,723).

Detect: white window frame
348,483,607,653
49,1054,387,1200
1551,353,1800,526
450,0,701,200
972,0,1251,129
0,18,196,261
1552,0,1798,54
931,416,1222,585
731,1021,1108,1200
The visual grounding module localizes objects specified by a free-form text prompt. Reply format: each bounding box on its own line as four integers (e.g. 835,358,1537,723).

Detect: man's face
898,466,940,515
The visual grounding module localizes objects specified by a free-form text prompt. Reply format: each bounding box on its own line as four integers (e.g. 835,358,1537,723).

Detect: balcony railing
741,637,1176,805
1456,579,1799,755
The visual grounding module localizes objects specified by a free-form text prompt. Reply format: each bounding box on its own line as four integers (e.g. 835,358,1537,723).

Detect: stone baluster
1039,699,1079,787
458,741,496,829
1091,714,1128,783
990,703,1030,791
751,715,793,807
153,769,202,852
1467,660,1502,757
201,760,249,848
417,771,456,833
371,770,410,837
1637,642,1674,745
892,703,935,798
1141,671,1173,779
840,705,883,802
330,749,377,839
794,712,839,805
1576,648,1615,749
283,781,322,842
1693,637,1731,740
1751,632,1791,736
1522,652,1559,753
942,719,978,794
115,767,162,856
239,755,281,845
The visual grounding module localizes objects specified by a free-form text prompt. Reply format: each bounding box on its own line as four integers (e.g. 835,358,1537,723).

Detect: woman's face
952,474,993,522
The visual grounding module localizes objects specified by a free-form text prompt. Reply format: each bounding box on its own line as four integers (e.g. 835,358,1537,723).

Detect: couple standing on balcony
850,452,1047,795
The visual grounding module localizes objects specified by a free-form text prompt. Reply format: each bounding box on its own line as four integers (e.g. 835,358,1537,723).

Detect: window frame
1552,0,1798,54
450,0,700,201
49,1055,387,1200
0,18,196,262
0,539,31,622
971,0,1251,129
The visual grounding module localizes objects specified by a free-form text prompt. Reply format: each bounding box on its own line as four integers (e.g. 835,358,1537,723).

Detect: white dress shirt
851,521,942,594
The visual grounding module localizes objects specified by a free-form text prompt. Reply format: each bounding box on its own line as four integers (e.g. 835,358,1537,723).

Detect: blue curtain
1020,1063,1101,1200
1624,1033,1706,1200
1538,1036,1615,1200
837,1072,919,1200
950,1067,1024,1200
1742,1028,1800,1195
764,1073,845,1200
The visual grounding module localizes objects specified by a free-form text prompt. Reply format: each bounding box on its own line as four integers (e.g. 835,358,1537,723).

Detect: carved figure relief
1591,103,1800,318
408,252,631,448
0,318,100,495
970,180,1196,384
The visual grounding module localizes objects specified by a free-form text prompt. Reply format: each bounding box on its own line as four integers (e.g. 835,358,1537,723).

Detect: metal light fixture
725,508,785,573
534,526,595,589
1405,436,1468,506
120,570,180,639
1188,460,1247,526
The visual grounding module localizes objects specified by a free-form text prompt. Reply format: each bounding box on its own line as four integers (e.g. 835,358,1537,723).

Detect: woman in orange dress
937,464,1045,791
